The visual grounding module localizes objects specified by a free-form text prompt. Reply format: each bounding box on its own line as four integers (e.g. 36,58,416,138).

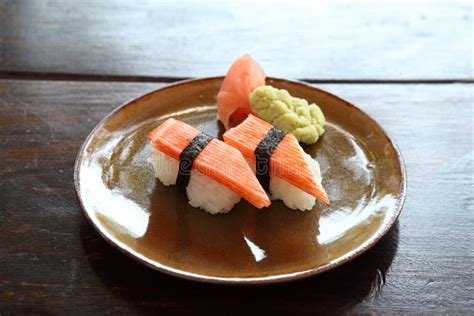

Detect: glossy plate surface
74,77,406,284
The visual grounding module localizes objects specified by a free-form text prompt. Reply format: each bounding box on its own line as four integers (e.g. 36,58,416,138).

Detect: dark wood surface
0,0,473,314
0,0,472,81
0,80,472,314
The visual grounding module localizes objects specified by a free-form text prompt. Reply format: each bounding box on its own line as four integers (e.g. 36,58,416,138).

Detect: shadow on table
80,220,399,314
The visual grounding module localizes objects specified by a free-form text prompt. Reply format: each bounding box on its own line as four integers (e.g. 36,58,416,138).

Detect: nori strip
254,127,287,192
176,132,214,193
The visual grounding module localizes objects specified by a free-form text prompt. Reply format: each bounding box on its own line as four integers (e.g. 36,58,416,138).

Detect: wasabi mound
249,85,326,144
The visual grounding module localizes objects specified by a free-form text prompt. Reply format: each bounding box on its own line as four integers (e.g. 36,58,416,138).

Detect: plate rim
74,76,407,285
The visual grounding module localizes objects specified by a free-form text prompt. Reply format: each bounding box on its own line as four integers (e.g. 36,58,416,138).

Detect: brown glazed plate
74,77,406,284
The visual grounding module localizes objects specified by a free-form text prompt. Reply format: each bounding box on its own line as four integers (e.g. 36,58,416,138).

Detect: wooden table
1,1,472,314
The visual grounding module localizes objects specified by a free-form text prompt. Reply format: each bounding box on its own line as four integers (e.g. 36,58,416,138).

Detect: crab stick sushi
224,114,330,211
147,118,271,214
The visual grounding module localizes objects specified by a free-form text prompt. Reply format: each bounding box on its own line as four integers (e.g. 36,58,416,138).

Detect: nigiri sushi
217,54,266,129
223,114,330,211
147,118,271,214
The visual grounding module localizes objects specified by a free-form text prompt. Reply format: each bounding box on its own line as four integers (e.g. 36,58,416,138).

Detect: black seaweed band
176,132,214,193
254,127,287,192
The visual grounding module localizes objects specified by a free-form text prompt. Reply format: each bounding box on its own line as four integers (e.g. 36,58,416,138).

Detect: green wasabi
249,85,326,144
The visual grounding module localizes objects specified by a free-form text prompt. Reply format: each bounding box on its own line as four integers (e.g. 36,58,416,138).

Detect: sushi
223,114,330,211
147,118,271,214
217,54,266,129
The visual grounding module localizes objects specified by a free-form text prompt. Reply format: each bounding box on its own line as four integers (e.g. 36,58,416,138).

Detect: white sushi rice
269,150,325,211
148,147,241,214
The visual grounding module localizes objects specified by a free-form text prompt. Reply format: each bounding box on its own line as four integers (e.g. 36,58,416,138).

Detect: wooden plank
0,80,472,313
0,0,472,80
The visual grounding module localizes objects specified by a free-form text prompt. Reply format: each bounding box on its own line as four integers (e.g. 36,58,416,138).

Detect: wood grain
0,0,472,81
0,80,472,313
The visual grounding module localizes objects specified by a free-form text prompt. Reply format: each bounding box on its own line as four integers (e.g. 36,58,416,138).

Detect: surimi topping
148,118,271,209
224,114,330,205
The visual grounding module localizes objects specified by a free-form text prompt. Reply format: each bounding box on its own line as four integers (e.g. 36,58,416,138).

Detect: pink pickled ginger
217,54,266,129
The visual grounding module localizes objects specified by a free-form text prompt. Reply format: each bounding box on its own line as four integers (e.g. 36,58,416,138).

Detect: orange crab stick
223,115,330,205
148,118,271,209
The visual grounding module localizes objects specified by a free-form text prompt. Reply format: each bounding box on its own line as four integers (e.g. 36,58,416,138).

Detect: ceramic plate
74,77,406,284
